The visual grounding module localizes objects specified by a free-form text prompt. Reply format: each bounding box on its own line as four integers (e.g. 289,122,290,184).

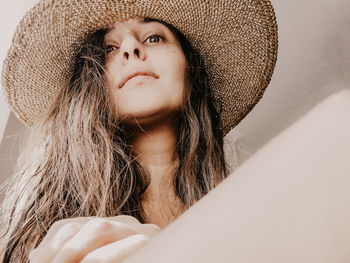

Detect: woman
0,0,278,262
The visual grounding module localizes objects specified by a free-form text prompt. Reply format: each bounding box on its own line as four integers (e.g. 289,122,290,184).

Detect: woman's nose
120,36,146,64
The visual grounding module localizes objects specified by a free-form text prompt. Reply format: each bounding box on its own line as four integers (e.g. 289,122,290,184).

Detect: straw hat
1,0,278,135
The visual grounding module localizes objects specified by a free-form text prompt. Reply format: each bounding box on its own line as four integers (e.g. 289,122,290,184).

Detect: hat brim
1,0,278,135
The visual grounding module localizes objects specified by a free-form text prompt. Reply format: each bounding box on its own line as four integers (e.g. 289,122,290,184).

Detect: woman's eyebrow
108,17,150,28
106,19,153,35
105,19,167,41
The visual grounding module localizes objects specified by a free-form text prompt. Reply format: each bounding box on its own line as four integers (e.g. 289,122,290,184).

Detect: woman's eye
145,34,163,44
105,45,118,53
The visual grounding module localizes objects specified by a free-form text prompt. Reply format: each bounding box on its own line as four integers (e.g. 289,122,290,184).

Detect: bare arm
125,90,350,263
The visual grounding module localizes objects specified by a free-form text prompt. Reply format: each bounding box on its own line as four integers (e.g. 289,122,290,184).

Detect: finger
106,215,161,236
107,215,142,225
35,217,90,250
89,215,161,239
80,234,149,263
51,218,138,263
131,223,162,237
29,222,81,263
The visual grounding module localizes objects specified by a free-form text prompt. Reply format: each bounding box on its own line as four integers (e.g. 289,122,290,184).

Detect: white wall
0,0,39,142
0,0,39,193
234,0,350,152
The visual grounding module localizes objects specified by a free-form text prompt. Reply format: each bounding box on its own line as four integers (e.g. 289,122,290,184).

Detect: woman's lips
119,71,159,89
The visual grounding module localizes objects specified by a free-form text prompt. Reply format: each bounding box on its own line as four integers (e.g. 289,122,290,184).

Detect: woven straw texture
1,0,278,135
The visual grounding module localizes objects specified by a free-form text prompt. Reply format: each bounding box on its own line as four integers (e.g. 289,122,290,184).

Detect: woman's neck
126,116,178,168
131,126,178,194
125,117,182,228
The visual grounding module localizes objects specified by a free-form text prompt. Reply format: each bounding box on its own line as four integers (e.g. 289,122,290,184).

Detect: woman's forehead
106,18,164,34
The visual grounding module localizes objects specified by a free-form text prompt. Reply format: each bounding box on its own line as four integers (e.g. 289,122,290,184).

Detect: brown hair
0,19,227,262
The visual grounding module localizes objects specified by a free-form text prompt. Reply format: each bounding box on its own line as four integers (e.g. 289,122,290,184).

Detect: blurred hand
29,215,161,263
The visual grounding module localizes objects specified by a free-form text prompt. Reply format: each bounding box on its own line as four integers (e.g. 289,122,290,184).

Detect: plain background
0,0,349,193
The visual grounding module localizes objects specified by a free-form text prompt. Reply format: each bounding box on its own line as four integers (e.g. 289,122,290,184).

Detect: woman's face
104,18,187,124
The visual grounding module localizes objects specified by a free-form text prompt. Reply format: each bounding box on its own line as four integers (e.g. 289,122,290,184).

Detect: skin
29,18,187,262
29,216,161,263
124,90,350,263
104,18,187,125
104,18,187,227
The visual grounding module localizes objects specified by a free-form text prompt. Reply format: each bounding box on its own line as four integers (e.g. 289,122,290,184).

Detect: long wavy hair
0,18,227,262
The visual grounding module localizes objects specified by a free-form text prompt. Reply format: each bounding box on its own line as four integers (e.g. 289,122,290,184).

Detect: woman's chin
119,107,180,127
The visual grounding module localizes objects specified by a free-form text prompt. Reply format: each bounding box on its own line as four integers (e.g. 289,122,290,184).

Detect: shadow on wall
0,113,26,201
